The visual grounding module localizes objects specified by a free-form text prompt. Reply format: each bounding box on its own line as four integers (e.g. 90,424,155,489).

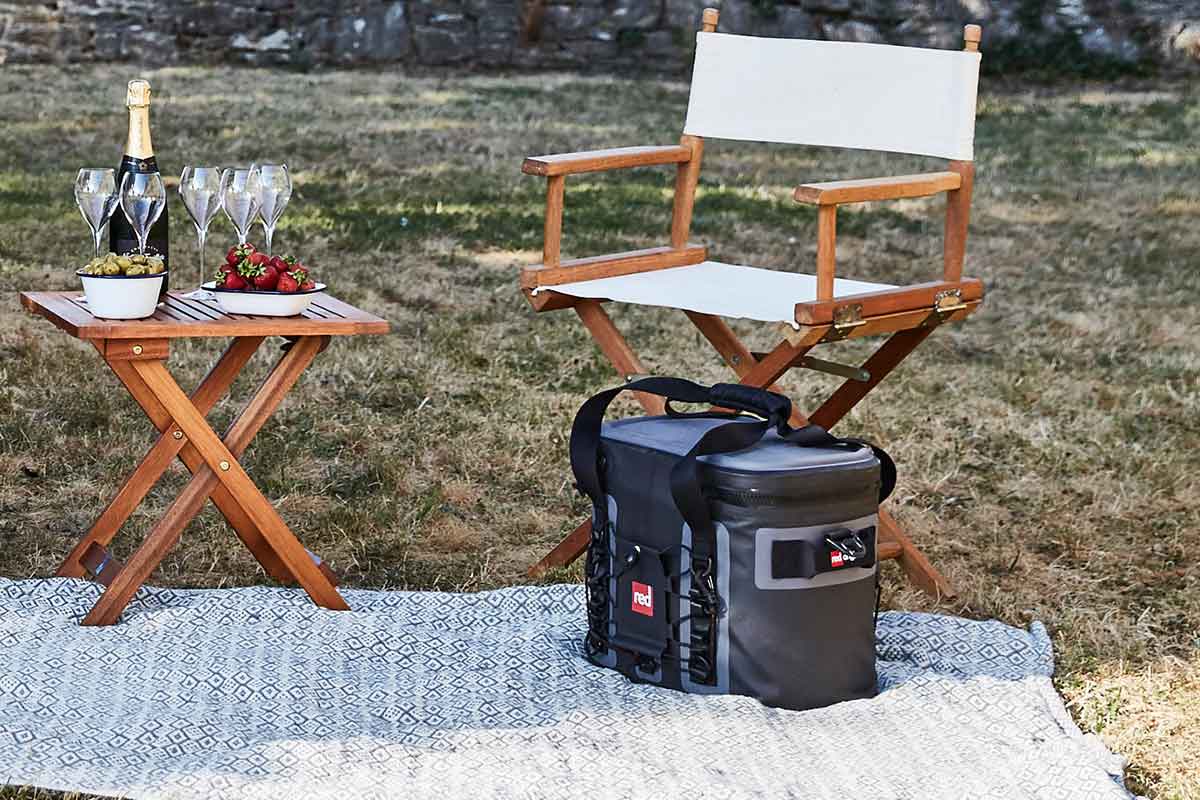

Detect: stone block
541,5,608,40
612,0,659,31
1166,21,1200,65
823,19,883,42
776,7,818,39
412,20,476,64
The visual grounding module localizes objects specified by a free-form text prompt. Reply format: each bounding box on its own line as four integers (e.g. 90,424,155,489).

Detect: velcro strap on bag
770,526,878,580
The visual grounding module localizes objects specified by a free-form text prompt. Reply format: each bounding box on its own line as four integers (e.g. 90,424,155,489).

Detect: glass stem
136,228,148,256
264,223,274,255
196,223,207,287
92,227,103,259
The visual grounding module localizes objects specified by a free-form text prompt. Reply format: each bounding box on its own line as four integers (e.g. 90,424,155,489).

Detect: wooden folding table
19,290,389,626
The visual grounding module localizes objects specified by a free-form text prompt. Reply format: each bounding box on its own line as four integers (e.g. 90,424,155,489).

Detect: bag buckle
825,530,867,562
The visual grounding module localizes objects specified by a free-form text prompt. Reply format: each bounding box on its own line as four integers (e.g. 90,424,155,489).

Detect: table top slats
156,304,194,323
311,301,348,319
170,296,224,321
302,305,334,320
161,297,211,322
20,291,390,340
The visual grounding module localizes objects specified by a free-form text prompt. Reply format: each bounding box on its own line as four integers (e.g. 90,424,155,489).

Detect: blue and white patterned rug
0,578,1133,799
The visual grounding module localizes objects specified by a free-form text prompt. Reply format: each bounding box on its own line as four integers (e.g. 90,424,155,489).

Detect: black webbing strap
570,378,896,558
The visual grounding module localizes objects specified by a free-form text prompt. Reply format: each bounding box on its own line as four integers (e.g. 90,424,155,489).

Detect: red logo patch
631,581,654,617
830,550,845,568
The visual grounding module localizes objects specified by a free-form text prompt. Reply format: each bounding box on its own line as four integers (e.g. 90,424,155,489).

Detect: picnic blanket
0,578,1133,800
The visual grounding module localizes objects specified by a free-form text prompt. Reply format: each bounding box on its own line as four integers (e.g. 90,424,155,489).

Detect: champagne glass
179,166,223,299
220,166,261,245
254,163,292,254
119,171,166,256
74,168,119,258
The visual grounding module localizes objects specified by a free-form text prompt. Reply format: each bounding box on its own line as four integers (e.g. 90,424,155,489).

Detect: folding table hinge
821,303,865,342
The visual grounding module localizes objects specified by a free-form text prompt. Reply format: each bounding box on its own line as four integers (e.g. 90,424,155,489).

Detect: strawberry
276,271,300,293
269,255,288,273
227,242,255,267
235,256,265,288
248,252,270,268
221,270,248,290
275,255,316,290
253,265,280,291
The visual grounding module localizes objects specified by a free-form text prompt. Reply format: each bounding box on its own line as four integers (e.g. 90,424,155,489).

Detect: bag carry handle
570,378,895,554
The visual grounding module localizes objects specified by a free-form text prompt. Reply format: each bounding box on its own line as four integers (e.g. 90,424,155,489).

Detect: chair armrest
523,145,692,177
794,171,962,206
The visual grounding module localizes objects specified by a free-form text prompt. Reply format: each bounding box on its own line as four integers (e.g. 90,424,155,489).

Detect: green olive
146,257,164,273
130,254,147,265
115,256,132,269
102,262,123,275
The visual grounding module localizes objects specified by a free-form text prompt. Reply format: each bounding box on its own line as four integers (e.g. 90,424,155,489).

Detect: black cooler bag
571,377,895,711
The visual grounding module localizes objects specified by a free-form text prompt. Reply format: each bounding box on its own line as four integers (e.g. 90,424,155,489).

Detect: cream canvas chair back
683,32,982,161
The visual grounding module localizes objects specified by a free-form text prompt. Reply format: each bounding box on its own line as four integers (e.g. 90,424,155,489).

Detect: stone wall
1,0,1197,73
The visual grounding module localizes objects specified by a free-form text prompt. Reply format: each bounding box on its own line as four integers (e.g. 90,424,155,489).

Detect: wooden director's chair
520,9,985,598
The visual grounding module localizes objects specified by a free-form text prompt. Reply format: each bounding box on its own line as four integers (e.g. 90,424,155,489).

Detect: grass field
0,65,1196,799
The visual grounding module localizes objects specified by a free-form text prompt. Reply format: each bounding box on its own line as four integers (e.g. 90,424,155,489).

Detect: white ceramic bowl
77,271,166,319
203,282,326,317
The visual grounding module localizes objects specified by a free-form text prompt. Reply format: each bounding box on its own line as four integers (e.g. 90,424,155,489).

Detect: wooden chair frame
520,9,986,599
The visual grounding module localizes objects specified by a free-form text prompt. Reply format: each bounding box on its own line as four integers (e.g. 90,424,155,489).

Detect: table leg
101,343,302,585
81,336,345,626
57,337,264,580
130,348,347,611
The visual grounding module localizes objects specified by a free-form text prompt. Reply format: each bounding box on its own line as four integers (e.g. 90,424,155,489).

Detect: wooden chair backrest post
943,24,981,283
668,9,719,248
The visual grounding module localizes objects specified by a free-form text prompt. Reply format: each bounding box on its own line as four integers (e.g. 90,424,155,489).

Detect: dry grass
0,65,1196,798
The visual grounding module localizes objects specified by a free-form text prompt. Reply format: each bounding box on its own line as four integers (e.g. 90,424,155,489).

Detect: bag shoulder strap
570,379,895,551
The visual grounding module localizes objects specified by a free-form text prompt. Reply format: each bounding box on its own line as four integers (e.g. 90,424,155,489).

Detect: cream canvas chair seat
517,7,987,599
536,261,895,327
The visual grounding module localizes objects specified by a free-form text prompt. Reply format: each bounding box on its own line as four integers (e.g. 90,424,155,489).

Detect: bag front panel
723,510,880,709
590,437,691,689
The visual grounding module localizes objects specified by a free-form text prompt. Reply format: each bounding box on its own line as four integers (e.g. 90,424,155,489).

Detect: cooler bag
570,377,895,711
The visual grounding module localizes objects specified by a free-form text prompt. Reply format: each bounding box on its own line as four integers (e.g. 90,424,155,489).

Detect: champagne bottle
110,79,169,277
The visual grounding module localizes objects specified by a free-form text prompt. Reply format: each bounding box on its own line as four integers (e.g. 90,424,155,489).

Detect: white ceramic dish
202,281,326,317
77,271,166,319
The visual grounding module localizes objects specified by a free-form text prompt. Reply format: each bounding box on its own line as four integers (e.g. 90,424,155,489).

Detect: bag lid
602,416,877,475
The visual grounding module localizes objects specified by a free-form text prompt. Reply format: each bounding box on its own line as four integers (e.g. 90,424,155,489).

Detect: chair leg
527,519,591,578
809,327,933,429
686,313,810,426
576,300,666,415
878,507,954,599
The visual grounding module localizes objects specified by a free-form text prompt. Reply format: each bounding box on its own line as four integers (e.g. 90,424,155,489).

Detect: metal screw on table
132,345,143,355
172,430,183,440
219,461,230,471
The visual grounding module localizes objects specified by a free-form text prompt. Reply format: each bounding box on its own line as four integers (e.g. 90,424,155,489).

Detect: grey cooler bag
570,377,895,711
